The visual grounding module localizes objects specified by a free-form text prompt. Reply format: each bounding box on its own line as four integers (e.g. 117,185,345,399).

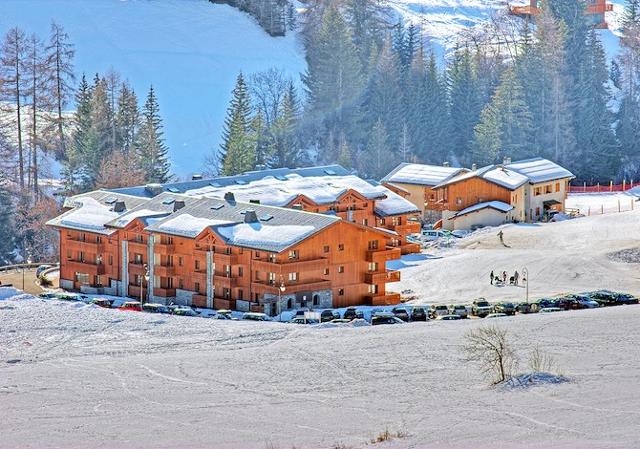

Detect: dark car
320,309,338,323
588,290,639,306
516,302,532,314
493,302,516,315
555,297,581,310
343,307,363,321
613,292,639,305
392,307,410,322
529,298,558,313
410,306,428,322
371,314,405,326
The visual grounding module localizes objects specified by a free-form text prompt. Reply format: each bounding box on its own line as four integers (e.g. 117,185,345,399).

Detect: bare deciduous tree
463,325,518,384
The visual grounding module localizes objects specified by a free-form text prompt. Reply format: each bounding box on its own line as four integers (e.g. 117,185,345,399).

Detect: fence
569,180,636,193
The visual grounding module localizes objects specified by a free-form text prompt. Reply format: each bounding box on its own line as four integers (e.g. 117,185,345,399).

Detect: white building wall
451,209,510,231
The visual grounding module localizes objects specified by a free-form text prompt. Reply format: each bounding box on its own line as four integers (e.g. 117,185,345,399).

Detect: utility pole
522,267,529,304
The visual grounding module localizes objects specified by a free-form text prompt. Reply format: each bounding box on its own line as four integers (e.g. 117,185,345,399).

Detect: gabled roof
453,201,513,219
505,157,575,184
47,191,150,235
108,165,351,198
144,196,341,253
382,163,466,186
105,192,196,229
373,185,420,217
435,165,529,191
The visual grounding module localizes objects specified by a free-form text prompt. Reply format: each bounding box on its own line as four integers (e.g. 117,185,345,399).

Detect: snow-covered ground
389,206,640,304
2,290,640,448
566,190,640,215
0,0,305,176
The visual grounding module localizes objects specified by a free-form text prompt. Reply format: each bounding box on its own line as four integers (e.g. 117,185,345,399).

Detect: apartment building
47,189,403,313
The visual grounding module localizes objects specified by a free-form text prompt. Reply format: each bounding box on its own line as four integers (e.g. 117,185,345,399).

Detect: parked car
343,307,361,321
392,307,410,322
371,314,405,325
329,318,353,324
539,307,563,313
554,297,582,310
485,312,508,318
587,290,638,306
242,312,271,321
142,303,170,314
451,230,471,239
38,292,59,299
493,302,516,316
570,295,600,309
410,306,428,322
421,230,451,241
91,298,113,309
516,302,533,314
56,292,86,301
529,298,558,313
471,299,493,317
36,265,52,277
429,304,450,319
448,304,468,318
173,307,198,317
289,317,319,325
320,309,338,323
436,314,461,320
119,301,142,311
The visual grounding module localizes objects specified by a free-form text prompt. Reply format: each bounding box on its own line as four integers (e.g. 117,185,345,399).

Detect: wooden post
610,180,613,192
597,182,600,192
623,179,626,191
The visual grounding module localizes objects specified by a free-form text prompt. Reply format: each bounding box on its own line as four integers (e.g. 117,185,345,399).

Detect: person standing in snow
490,270,494,285
514,270,519,286
497,230,504,245
502,271,507,283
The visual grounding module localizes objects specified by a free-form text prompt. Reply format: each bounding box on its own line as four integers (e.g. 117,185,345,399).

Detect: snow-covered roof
382,163,465,186
505,158,575,184
435,165,528,191
373,185,420,217
184,174,385,206
215,223,317,252
105,192,196,229
47,191,150,235
453,201,513,219
155,214,232,239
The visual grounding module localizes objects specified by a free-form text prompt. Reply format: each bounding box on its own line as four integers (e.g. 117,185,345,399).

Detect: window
79,251,85,262
195,282,200,293
238,289,243,300
224,265,231,276
323,245,330,253
368,240,378,251
555,182,560,192
535,207,540,217
288,250,298,260
287,298,293,309
363,219,368,226
135,234,143,243
195,259,200,271
338,244,344,251
133,274,142,285
167,255,174,267
368,262,377,272
255,251,261,259
108,255,113,266
224,247,231,255
288,272,298,282
534,187,542,196
96,255,102,265
238,267,244,277
380,218,386,225
66,249,72,260
223,288,230,299
134,253,143,264
96,236,102,244
313,294,319,306
268,253,277,262
368,284,378,294
323,268,329,276
268,272,276,284
166,277,174,289
338,288,344,296
80,233,86,242
95,276,103,287
456,197,463,206
338,266,344,273
179,278,184,289
178,257,183,267
75,272,89,285
545,184,552,194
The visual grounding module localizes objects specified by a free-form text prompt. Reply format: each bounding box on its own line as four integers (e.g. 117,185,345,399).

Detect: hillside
0,0,305,176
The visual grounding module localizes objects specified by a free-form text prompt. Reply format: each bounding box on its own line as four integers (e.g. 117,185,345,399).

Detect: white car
421,230,451,241
576,297,599,308
242,312,271,321
429,304,450,319
449,304,468,318
485,312,507,318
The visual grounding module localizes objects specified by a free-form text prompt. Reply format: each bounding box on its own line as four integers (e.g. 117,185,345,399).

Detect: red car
119,301,142,312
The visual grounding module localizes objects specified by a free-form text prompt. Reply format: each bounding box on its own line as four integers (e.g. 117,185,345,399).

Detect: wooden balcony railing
213,274,237,289
252,257,329,273
128,263,145,275
154,265,175,277
66,260,105,276
192,270,208,281
213,297,234,310
365,292,401,306
65,239,105,253
252,279,331,295
127,240,147,252
395,222,421,235
365,270,401,284
366,247,401,263
213,252,239,265
153,287,176,297
400,242,422,255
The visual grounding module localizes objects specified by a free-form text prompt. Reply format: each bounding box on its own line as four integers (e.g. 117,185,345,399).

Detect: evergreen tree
0,175,15,264
361,118,396,179
65,74,93,192
271,82,301,168
622,0,640,29
80,76,113,187
302,6,363,159
116,82,140,154
345,0,383,71
220,72,256,176
251,110,272,168
337,134,353,169
136,85,170,183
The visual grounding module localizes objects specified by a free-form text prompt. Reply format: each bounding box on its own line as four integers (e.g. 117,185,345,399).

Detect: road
0,267,58,295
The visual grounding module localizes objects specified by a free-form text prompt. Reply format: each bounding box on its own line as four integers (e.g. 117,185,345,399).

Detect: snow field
1,294,640,448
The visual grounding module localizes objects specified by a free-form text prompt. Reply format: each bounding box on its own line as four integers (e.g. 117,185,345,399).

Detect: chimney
291,204,304,210
173,200,185,212
144,183,163,197
471,163,477,171
224,192,235,203
113,200,126,213
244,209,258,223
255,164,267,171
191,174,203,181
443,161,450,167
503,157,512,165
249,199,261,204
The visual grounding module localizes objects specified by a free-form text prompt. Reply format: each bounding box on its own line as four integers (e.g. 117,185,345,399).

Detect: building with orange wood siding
509,0,613,29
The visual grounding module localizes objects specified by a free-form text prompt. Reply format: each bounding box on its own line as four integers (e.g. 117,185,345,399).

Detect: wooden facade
435,177,512,212
510,0,613,29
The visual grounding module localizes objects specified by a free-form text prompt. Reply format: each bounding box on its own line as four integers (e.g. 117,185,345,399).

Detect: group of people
490,270,522,286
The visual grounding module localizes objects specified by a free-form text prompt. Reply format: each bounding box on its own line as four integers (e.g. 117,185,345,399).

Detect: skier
497,230,504,245
490,270,494,285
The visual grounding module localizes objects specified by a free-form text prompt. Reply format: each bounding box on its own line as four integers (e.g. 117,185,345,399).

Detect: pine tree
136,86,170,183
220,72,256,176
345,0,383,71
271,82,301,168
622,0,640,29
65,74,92,192
116,82,140,154
302,6,363,159
361,118,396,179
251,110,272,168
80,76,113,187
0,175,15,264
337,134,352,169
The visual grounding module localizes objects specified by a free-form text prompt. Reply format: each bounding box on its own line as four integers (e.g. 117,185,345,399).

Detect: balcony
214,251,239,265
66,260,106,276
213,274,237,289
66,239,104,253
365,270,401,284
395,221,421,235
128,263,146,275
366,247,401,263
154,265,175,277
400,242,422,255
154,243,174,255
365,292,401,306
192,293,208,308
153,287,176,297
192,270,208,282
128,284,141,298
252,257,329,273
252,279,331,295
127,240,147,253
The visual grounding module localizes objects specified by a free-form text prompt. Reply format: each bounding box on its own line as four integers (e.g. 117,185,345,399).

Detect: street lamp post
140,263,149,311
277,278,286,322
522,267,529,304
